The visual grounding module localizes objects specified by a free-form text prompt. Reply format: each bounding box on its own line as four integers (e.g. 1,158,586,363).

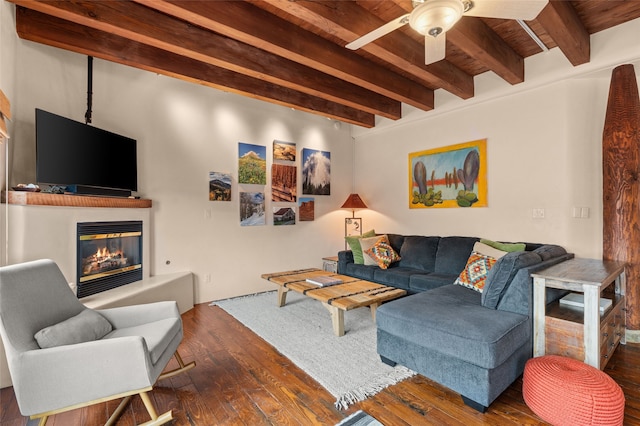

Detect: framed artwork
209,171,231,201
345,217,362,237
408,139,487,209
238,142,266,185
240,192,265,226
273,140,296,161
298,197,315,221
271,164,297,202
302,148,331,195
273,206,296,226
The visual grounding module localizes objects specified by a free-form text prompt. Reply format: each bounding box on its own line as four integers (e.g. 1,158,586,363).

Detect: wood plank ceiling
8,0,640,128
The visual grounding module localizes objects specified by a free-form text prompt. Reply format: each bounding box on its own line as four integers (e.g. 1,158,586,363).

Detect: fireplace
76,221,143,298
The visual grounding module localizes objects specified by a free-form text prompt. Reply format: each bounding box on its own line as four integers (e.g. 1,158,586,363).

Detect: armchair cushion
34,308,113,349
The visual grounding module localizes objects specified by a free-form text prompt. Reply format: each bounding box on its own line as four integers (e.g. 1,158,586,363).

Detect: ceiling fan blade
464,0,548,21
345,14,410,50
425,34,446,65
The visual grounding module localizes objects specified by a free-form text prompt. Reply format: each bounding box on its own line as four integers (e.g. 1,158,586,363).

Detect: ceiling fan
346,0,549,65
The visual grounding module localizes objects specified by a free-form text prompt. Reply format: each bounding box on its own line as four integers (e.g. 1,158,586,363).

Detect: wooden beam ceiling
7,0,640,128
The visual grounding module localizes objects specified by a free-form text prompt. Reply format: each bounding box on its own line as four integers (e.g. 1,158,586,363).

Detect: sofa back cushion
482,251,543,309
434,236,479,275
399,236,440,271
533,244,567,261
386,234,405,255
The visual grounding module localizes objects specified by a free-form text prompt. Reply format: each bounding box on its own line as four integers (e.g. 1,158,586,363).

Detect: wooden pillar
603,64,640,336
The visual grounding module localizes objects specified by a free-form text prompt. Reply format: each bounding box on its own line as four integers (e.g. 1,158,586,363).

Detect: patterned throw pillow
345,229,377,264
364,236,401,269
454,251,497,293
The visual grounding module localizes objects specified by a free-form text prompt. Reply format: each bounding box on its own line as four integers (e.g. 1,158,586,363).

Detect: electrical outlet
205,273,211,283
532,208,545,219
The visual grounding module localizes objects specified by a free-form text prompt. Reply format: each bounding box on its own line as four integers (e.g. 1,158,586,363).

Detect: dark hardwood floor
2,303,640,425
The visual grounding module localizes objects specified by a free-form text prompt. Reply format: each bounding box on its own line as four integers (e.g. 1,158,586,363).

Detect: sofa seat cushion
372,267,419,290
409,273,457,292
398,236,440,271
377,285,530,369
104,317,181,364
343,263,377,281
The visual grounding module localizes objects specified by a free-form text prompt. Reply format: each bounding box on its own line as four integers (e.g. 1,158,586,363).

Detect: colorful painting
240,192,265,226
271,164,297,202
298,197,315,221
409,139,487,209
273,206,296,226
209,171,231,201
238,142,267,185
273,140,296,161
302,148,331,195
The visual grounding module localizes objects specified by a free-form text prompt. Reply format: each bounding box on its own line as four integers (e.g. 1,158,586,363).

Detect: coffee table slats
261,268,407,336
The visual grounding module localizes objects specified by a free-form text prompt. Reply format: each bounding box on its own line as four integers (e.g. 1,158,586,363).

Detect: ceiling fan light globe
409,0,464,36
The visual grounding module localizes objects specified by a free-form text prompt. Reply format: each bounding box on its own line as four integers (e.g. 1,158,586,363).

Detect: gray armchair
0,259,195,425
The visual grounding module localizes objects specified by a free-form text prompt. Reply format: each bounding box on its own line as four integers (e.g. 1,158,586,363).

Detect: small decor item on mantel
12,183,40,192
409,139,487,209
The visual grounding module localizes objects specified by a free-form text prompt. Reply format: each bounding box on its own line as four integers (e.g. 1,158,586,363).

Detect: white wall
351,18,640,260
6,38,354,304
1,1,18,266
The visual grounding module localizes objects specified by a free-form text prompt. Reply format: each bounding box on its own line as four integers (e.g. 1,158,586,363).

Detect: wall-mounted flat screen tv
35,108,137,196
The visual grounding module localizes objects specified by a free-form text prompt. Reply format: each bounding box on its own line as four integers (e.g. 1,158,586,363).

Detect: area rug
336,410,383,426
211,291,415,409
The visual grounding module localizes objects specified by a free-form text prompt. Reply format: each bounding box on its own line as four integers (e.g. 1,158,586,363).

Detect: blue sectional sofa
337,235,573,412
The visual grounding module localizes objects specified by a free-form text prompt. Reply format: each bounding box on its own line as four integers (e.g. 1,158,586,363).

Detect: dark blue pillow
434,236,479,275
482,251,542,309
399,236,440,271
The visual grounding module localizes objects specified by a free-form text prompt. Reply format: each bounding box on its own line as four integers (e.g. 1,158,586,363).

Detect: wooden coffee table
261,268,406,336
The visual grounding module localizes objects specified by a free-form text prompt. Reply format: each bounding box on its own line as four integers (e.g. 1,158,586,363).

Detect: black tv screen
35,108,137,192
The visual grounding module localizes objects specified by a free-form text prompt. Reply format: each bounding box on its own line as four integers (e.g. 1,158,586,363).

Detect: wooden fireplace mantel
2,190,152,208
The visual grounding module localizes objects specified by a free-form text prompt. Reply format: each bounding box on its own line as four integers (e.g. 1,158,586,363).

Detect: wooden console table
532,258,626,370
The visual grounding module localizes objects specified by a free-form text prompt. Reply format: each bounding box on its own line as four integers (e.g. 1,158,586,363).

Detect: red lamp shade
341,194,367,217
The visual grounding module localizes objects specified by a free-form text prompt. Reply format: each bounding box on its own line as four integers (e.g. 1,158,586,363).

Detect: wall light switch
533,208,545,219
581,207,590,218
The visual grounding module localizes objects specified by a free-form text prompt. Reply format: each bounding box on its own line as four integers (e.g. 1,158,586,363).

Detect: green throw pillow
480,238,526,253
345,229,376,264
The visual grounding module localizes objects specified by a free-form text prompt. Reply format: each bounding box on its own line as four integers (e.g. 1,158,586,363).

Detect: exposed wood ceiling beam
444,18,524,85
15,7,375,128
11,0,400,120
7,0,639,128
132,0,435,112
536,0,590,66
253,0,475,100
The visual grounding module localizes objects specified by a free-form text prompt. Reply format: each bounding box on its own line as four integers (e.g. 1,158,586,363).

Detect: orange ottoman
523,355,625,426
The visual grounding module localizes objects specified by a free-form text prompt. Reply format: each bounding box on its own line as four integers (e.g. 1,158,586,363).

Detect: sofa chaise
338,234,573,411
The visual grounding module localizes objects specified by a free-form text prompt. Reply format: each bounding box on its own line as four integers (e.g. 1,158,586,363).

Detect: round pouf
523,355,625,426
